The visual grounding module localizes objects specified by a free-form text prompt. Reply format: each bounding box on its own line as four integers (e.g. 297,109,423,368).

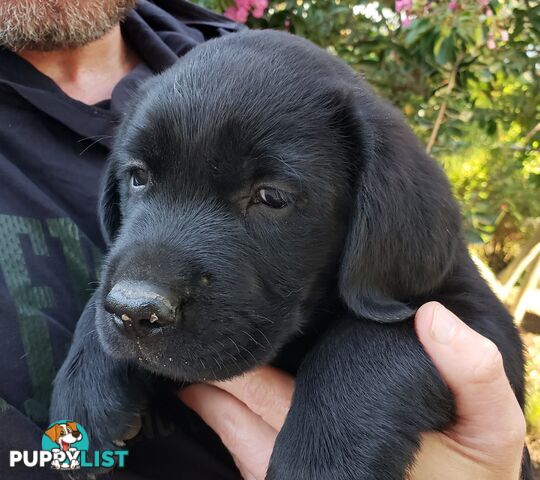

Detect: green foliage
526,336,540,437
199,0,540,269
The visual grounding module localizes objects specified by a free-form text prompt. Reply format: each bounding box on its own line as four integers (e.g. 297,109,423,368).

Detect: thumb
415,302,525,465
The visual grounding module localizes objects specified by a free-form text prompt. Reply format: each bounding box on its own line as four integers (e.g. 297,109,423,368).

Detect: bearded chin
0,0,137,51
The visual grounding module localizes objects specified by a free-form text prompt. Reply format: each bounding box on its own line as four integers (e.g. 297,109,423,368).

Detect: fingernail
430,304,457,344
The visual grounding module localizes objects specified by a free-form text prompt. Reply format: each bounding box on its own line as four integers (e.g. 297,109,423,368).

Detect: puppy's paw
50,345,149,474
51,377,144,478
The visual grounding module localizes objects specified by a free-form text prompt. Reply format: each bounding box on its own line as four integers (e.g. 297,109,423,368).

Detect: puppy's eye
131,168,149,188
255,187,290,209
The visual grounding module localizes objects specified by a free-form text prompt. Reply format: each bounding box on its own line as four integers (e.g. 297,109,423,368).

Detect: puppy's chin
95,308,293,382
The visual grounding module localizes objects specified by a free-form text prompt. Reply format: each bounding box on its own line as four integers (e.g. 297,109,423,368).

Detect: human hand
179,366,293,479
410,301,526,480
179,302,526,480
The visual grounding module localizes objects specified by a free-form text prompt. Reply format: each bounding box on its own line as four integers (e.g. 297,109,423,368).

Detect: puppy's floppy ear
99,159,121,245
338,91,462,322
66,421,78,432
45,424,62,443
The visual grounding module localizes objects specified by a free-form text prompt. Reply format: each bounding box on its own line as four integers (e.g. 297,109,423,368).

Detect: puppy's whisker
238,343,258,363
242,329,266,350
227,335,242,355
77,134,113,142
223,350,239,368
78,136,113,156
208,344,224,370
211,356,222,370
255,328,272,348
223,334,251,370
252,313,276,325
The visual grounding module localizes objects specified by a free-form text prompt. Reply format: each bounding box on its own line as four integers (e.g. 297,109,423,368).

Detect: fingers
415,302,525,475
179,383,277,480
209,366,294,431
178,367,294,480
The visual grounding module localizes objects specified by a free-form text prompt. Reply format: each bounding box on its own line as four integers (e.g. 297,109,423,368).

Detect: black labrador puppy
51,30,532,479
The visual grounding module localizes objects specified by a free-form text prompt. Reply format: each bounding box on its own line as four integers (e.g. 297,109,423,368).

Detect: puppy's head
95,30,461,380
45,422,81,445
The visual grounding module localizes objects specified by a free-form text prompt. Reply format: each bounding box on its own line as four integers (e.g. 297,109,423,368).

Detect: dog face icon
44,422,82,452
41,421,95,470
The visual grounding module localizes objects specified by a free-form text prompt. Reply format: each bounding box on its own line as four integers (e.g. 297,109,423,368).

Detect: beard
0,0,137,51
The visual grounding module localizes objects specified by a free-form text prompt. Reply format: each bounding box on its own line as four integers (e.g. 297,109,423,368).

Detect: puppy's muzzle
104,281,178,336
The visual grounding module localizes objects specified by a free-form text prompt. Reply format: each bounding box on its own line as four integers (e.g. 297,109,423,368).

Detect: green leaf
465,229,484,244
435,34,456,65
404,19,433,46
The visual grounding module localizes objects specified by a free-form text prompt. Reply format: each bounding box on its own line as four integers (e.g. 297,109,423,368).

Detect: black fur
51,30,533,479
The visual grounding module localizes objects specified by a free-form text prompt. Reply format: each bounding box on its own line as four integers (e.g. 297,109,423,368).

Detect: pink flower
401,15,412,28
252,7,265,18
253,0,268,9
500,29,509,41
448,0,458,10
252,0,268,19
477,0,489,5
487,35,496,50
486,7,493,16
225,0,267,22
395,0,412,13
224,5,249,23
223,6,235,20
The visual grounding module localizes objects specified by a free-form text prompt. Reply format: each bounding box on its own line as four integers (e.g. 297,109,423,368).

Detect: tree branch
523,121,540,145
426,58,461,154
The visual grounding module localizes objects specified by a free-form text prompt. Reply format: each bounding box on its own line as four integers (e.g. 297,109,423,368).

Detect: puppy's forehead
127,110,335,201
119,33,356,191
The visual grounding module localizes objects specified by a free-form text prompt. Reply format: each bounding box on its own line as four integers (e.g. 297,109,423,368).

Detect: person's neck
18,25,140,105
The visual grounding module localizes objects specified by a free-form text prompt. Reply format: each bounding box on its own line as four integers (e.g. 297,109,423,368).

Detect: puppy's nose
104,281,178,335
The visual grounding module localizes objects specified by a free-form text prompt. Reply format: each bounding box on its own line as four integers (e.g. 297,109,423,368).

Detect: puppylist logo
9,420,128,470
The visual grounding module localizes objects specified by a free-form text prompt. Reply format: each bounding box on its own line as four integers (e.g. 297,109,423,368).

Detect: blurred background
197,0,540,469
